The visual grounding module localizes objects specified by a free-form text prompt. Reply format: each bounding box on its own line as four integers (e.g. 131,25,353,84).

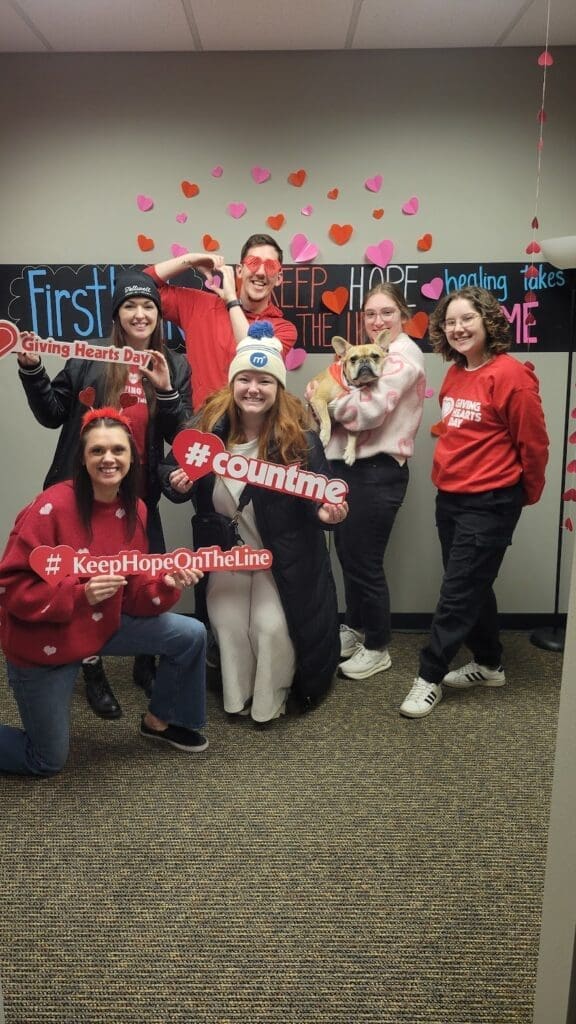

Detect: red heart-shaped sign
322,287,349,315
404,311,429,339
172,429,226,482
29,544,76,584
0,320,19,359
79,386,96,407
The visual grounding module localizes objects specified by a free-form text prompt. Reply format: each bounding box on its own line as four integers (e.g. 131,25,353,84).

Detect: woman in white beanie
161,322,347,724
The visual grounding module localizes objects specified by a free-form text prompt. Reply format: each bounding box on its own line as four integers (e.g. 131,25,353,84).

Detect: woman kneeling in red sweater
0,409,207,776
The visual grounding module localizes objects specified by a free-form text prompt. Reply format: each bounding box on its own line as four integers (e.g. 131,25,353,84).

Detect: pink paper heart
424,388,435,399
290,233,319,263
171,244,189,258
172,429,226,483
364,174,383,193
227,202,247,219
285,348,307,371
211,165,224,178
0,319,19,359
364,240,394,269
251,166,271,185
568,461,576,473
402,196,419,215
421,277,444,301
538,50,554,67
136,194,154,212
204,273,222,292
301,205,314,217
176,213,188,224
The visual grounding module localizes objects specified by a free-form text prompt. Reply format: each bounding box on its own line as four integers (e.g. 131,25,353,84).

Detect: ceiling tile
0,1,46,50
14,0,197,51
191,0,356,50
504,3,576,45
353,0,532,48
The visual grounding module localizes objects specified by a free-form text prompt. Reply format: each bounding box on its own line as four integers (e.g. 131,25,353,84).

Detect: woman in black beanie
16,270,192,720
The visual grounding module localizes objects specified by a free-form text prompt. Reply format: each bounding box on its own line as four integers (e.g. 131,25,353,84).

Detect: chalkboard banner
0,262,571,355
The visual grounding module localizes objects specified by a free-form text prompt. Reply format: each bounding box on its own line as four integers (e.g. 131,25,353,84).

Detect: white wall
1,48,575,615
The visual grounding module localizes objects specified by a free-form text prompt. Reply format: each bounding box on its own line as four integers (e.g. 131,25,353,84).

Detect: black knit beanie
111,271,161,318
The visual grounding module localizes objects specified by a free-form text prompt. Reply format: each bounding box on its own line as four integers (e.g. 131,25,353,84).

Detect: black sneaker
140,716,209,752
83,658,122,719
132,654,156,698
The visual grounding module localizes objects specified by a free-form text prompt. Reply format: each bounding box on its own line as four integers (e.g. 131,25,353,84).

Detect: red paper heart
525,242,541,255
404,312,429,339
531,217,539,229
525,313,536,326
327,188,339,200
29,544,76,584
372,209,384,220
120,393,139,409
172,429,226,483
569,431,576,444
567,461,576,473
0,319,19,359
524,266,539,279
564,518,574,532
266,214,285,231
137,234,155,252
417,233,433,252
538,50,554,67
562,489,576,501
202,234,220,252
181,181,200,198
322,287,349,315
329,223,353,246
430,420,447,437
288,169,307,188
537,109,547,124
79,387,96,407
524,361,535,371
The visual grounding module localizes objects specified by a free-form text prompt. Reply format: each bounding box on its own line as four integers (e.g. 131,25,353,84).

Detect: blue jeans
0,613,206,777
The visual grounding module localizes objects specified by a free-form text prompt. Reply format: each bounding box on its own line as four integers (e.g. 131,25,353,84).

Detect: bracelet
226,299,242,311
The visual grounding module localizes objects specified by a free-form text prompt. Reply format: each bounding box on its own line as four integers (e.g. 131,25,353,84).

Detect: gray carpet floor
0,632,562,1024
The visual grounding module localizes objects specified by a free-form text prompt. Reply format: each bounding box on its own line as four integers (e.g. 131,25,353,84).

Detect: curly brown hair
196,384,313,465
429,287,511,366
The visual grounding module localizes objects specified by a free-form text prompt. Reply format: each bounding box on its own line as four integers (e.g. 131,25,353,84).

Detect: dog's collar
329,361,350,391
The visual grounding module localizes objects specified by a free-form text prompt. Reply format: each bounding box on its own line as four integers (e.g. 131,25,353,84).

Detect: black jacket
159,417,340,707
19,348,192,550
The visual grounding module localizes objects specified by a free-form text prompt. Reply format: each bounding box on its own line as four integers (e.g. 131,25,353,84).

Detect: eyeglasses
363,308,400,321
442,313,481,331
243,255,281,278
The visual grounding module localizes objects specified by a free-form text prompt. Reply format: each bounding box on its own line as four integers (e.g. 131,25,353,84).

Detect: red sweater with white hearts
0,482,180,668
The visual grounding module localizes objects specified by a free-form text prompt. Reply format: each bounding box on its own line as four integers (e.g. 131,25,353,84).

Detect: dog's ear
375,329,391,354
332,336,350,358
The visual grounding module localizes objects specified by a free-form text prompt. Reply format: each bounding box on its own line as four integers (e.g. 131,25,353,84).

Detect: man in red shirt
146,234,297,410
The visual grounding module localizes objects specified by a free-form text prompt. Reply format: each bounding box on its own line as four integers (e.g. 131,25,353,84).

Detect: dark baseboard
389,613,568,633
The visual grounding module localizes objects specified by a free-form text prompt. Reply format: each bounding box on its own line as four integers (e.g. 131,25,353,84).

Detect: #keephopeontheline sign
0,261,571,354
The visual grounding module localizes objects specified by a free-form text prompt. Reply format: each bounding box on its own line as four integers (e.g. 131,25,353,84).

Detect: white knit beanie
228,321,286,387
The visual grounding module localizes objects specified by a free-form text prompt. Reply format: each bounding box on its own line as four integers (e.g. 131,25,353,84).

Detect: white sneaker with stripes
400,678,442,718
443,661,506,689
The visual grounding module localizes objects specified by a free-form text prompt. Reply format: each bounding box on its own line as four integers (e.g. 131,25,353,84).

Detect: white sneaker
443,661,506,689
339,624,364,659
400,678,442,718
339,645,391,680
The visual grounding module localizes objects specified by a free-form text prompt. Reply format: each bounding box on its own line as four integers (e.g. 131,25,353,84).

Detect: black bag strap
231,485,254,524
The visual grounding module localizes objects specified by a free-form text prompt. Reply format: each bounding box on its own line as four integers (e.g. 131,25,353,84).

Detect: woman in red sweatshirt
0,409,207,776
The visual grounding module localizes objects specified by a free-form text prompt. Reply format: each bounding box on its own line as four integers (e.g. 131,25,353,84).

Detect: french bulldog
308,330,390,465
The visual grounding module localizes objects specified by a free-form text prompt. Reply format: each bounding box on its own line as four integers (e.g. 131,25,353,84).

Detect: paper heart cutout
288,169,307,187
524,266,539,279
327,188,339,200
537,140,544,152
301,205,314,217
572,408,576,420
402,196,419,215
365,240,394,269
372,209,384,220
204,273,222,292
290,233,319,263
136,194,154,212
79,386,96,408
0,320,19,359
285,348,308,371
525,241,541,254
531,217,539,229
181,181,200,198
417,233,433,252
176,213,188,224
137,234,155,252
29,544,75,582
425,388,435,399
537,109,547,124
538,50,554,66
563,489,576,501
266,214,285,231
92,612,104,621
322,287,349,315
525,312,536,326
364,174,383,193
120,393,139,409
251,166,271,184
211,165,224,178
569,431,576,444
171,244,189,258
568,461,576,473
203,234,220,252
430,420,447,437
329,223,353,246
44,646,57,656
421,277,444,301
227,202,247,219
404,311,429,340
524,361,535,371
564,518,574,532
173,429,226,483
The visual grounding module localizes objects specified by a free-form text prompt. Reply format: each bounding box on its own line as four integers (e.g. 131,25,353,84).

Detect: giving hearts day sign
0,262,572,355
